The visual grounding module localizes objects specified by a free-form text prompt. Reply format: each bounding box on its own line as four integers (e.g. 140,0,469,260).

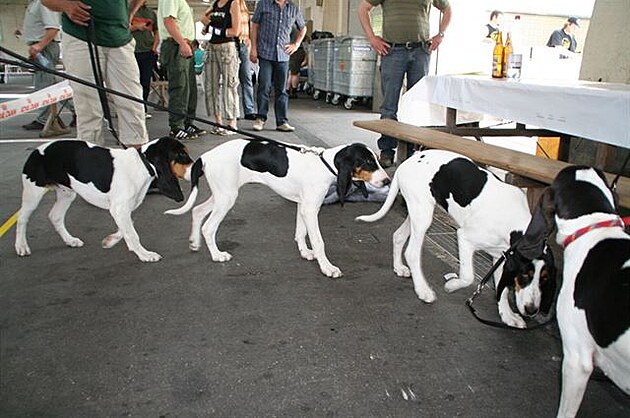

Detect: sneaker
169,128,193,140
378,152,394,168
22,120,45,131
185,124,207,138
244,113,257,121
276,122,295,132
145,113,152,119
252,119,265,131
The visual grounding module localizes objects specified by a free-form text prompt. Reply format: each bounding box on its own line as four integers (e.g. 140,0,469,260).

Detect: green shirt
61,0,132,47
367,0,449,43
157,0,195,42
131,5,158,53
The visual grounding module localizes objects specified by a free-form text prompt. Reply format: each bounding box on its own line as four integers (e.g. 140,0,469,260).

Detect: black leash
465,246,555,331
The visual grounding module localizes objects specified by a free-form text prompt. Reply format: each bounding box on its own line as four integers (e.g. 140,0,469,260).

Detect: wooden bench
354,119,630,209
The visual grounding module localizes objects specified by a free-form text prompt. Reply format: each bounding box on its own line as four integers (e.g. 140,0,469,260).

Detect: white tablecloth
399,74,630,149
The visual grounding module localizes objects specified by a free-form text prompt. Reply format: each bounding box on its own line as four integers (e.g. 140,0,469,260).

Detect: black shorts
289,48,306,75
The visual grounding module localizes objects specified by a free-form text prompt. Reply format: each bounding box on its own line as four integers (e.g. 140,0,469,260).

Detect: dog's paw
189,241,201,252
211,251,232,262
138,250,162,263
500,310,527,329
15,244,31,257
394,265,411,277
300,248,316,261
444,276,470,293
322,265,343,278
65,237,84,248
415,288,437,304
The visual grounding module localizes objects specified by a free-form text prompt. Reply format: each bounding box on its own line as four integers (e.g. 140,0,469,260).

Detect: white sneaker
276,122,295,132
145,113,152,119
252,119,265,131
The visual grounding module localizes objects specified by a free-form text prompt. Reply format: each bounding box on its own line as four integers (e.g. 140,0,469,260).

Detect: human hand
179,42,193,58
249,47,258,64
368,35,390,56
28,43,43,59
428,34,443,52
62,0,91,26
284,42,299,55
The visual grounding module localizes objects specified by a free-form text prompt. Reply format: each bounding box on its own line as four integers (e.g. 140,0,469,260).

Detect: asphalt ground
1,78,629,417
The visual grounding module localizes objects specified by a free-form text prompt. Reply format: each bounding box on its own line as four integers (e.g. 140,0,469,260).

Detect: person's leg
238,42,256,117
62,33,105,144
161,40,188,132
256,58,272,122
105,40,148,147
377,48,407,160
135,51,154,112
33,42,60,125
204,44,222,124
272,60,289,126
184,49,197,128
406,44,431,90
220,44,240,129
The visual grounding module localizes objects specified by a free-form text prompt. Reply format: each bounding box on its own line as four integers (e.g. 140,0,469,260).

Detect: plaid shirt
252,0,305,62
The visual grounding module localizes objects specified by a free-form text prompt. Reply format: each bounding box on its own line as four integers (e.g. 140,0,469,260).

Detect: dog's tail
164,158,204,215
355,171,400,223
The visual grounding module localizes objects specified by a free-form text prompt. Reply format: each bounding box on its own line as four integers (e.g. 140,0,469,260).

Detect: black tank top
209,0,237,45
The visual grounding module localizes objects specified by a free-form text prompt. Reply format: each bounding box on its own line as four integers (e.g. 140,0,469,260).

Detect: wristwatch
438,31,445,37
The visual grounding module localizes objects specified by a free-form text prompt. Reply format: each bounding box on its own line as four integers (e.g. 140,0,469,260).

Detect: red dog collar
562,216,630,248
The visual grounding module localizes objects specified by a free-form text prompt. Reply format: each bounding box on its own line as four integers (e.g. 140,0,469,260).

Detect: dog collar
136,148,156,177
562,216,630,248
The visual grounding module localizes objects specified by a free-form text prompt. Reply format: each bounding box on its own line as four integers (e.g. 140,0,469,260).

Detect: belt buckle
404,41,413,49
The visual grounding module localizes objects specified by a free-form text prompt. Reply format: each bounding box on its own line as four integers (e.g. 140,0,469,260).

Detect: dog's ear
496,252,517,301
539,248,557,314
145,138,187,202
516,187,556,259
336,163,353,206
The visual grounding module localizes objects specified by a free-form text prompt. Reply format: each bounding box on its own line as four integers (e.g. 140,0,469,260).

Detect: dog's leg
201,193,237,262
49,187,84,248
295,204,315,261
444,231,476,293
15,182,47,256
190,196,214,251
109,206,161,262
102,230,123,248
300,203,342,278
392,216,411,277
557,349,593,418
405,213,436,303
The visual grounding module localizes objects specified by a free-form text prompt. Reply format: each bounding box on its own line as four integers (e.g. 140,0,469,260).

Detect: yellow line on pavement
0,211,19,238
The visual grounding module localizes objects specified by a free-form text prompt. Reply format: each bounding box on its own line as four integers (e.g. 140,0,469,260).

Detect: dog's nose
382,177,391,187
525,305,539,316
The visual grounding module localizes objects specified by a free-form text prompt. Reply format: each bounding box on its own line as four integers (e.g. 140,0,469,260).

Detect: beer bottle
502,32,513,78
492,31,504,78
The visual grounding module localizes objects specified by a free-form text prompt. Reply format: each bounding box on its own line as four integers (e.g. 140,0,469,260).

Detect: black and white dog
165,139,390,278
356,150,556,328
15,137,193,262
515,165,629,417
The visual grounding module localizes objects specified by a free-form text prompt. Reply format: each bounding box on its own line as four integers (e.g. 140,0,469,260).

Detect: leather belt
165,37,192,44
389,41,425,49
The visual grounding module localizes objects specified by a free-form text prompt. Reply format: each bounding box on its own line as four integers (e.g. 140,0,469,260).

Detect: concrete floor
1,78,629,417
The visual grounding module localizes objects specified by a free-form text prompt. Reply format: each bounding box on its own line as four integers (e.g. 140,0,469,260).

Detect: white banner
0,80,73,121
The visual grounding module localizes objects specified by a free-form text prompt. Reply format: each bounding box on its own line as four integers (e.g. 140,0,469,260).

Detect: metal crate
332,36,376,99
309,38,335,97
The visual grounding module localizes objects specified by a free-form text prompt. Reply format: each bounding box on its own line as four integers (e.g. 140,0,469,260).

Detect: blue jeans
256,58,289,125
238,42,256,116
377,44,431,156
